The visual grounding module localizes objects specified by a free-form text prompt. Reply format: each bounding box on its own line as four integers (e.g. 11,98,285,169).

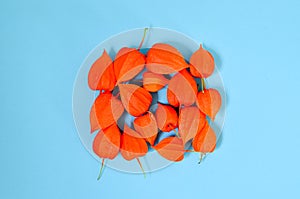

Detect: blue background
1,0,299,198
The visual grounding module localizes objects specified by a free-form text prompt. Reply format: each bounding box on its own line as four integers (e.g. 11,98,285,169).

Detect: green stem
201,78,206,93
136,158,146,178
97,159,105,180
173,129,179,137
198,153,205,164
137,28,149,51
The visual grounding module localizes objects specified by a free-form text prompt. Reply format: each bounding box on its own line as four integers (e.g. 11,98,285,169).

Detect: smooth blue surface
0,0,299,198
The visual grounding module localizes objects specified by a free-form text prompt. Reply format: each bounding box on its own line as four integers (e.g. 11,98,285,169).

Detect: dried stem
173,129,179,137
198,153,206,164
201,78,206,93
97,159,105,180
136,158,146,178
137,28,149,51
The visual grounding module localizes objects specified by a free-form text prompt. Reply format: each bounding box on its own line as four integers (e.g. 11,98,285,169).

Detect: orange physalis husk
114,47,145,84
166,90,179,107
167,69,198,107
146,43,189,74
93,124,121,180
121,125,148,177
120,125,148,161
118,84,152,117
152,137,185,162
133,112,158,145
192,120,216,153
178,106,206,144
90,92,124,133
93,124,121,160
142,71,169,92
90,102,100,133
189,45,215,78
197,88,222,120
155,103,178,132
88,50,116,91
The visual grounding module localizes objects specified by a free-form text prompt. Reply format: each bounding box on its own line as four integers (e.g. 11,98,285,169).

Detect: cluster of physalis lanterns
73,28,225,180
